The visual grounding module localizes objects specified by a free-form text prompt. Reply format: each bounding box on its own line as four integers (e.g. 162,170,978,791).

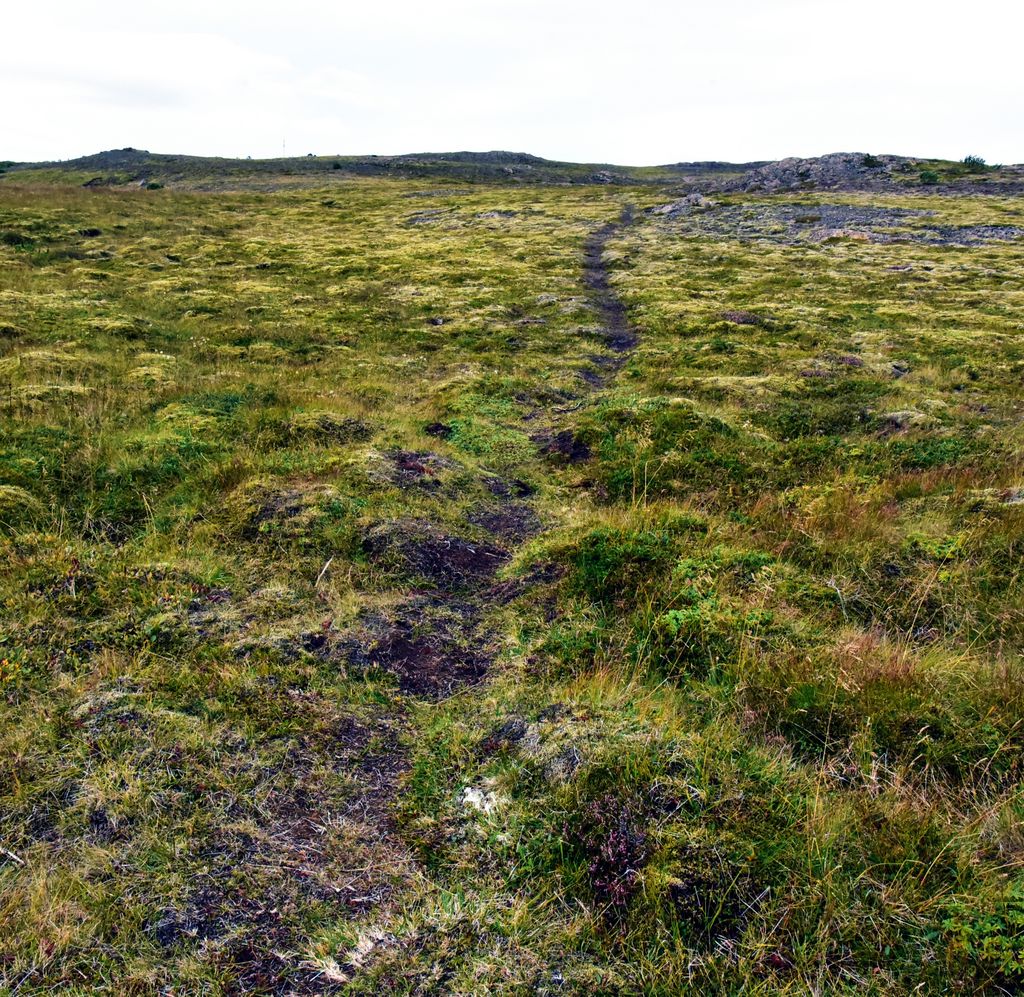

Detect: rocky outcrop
650,193,718,216
723,153,909,192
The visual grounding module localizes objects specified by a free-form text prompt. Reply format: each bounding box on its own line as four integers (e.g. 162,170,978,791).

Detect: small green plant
0,656,22,684
962,154,988,170
943,887,1024,985
920,169,940,185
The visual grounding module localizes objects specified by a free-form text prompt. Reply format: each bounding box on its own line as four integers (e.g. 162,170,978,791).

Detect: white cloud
4,0,1022,163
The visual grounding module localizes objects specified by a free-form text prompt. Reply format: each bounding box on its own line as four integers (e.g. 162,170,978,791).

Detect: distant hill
1,147,761,189
2,148,1021,193
1,147,696,187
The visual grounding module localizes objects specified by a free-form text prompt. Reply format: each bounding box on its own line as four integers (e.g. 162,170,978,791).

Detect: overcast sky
6,0,1023,165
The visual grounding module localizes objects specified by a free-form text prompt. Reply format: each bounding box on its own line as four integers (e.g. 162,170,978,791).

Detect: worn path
228,208,638,991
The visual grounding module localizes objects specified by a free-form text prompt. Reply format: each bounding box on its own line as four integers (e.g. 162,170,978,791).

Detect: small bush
570,526,679,604
562,794,649,918
920,170,940,185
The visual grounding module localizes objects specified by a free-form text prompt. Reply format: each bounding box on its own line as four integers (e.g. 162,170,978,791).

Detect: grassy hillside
2,148,729,190
1,167,1022,994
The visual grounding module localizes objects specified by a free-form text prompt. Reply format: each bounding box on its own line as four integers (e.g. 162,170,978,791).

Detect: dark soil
364,520,510,589
484,475,535,498
383,450,456,490
582,206,639,354
366,627,489,697
532,429,592,465
469,502,542,542
423,421,453,439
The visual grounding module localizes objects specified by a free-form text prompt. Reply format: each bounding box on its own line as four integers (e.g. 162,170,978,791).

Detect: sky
6,0,1023,165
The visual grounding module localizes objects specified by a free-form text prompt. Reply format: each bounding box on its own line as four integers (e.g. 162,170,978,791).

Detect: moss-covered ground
1,171,1023,994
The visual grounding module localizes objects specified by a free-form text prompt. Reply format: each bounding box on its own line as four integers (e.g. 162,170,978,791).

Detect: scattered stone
405,209,449,226
650,193,717,216
656,199,1024,246
880,409,931,431
810,227,873,243
722,152,905,193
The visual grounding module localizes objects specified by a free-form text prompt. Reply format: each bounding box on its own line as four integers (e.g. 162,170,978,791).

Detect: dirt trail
364,202,637,697
234,208,638,991
582,205,638,358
